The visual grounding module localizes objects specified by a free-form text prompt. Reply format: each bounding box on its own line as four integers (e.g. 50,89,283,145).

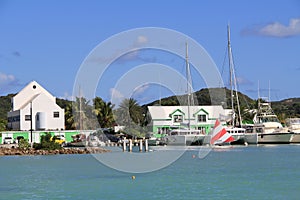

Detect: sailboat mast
227,25,242,127
79,86,82,131
186,42,191,130
227,25,235,127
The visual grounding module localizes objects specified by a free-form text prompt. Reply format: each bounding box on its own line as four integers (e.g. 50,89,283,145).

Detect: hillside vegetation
1,88,300,131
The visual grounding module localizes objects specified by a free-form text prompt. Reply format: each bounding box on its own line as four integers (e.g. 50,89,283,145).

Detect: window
197,114,206,122
173,115,183,123
25,115,31,121
53,112,59,118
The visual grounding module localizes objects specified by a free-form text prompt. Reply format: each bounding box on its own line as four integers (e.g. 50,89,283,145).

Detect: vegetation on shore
1,88,300,134
33,133,62,150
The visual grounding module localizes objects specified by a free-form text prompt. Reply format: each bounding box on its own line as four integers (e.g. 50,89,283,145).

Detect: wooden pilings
122,139,149,152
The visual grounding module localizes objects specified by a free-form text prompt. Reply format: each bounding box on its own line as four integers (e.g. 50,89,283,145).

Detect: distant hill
272,98,300,120
145,87,256,109
1,89,300,130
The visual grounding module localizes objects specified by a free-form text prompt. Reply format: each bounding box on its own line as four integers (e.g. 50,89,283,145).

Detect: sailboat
224,25,254,144
163,43,205,146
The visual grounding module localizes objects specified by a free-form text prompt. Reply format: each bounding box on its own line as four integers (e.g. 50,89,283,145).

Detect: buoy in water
131,176,136,180
192,155,196,158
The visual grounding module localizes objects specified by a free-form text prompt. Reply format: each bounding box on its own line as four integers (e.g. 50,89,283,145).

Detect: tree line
1,88,300,132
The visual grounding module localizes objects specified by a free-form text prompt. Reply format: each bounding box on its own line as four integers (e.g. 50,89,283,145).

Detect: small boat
69,133,87,147
87,135,106,147
205,119,235,146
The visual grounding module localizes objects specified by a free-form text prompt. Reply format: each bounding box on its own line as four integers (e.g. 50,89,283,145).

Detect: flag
210,119,235,145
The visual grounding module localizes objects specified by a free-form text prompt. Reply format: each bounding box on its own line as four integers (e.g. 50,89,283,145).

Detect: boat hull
164,135,205,146
258,133,293,144
244,133,258,144
290,133,300,143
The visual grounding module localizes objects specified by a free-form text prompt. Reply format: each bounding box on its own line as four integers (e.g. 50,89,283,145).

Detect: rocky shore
0,147,111,156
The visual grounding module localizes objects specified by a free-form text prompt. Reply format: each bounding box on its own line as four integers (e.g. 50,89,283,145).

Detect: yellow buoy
131,175,136,180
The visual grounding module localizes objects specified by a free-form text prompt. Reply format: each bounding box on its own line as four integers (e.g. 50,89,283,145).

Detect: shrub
18,138,30,150
33,133,62,150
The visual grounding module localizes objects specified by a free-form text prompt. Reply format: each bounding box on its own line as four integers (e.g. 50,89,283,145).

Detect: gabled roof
148,105,225,120
168,109,185,118
19,94,40,110
12,80,56,110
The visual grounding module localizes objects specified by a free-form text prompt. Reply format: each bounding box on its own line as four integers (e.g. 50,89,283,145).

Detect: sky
1,0,300,106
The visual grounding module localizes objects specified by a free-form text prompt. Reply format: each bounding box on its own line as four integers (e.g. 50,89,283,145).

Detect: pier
121,138,149,152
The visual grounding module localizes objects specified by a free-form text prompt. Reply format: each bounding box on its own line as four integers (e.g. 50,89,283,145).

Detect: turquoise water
0,145,300,200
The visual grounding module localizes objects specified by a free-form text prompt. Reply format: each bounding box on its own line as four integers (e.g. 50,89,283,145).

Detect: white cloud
136,35,148,44
59,92,76,101
133,83,150,95
0,72,15,84
236,77,253,85
0,72,21,94
109,88,125,107
243,18,300,38
0,72,18,89
88,35,149,64
110,88,124,99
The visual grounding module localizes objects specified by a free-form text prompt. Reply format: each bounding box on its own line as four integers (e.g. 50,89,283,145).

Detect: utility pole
30,101,33,147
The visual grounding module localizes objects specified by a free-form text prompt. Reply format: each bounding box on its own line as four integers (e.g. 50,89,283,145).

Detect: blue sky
1,0,300,105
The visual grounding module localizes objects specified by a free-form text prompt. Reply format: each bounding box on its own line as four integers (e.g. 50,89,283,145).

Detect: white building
7,81,65,131
147,105,230,135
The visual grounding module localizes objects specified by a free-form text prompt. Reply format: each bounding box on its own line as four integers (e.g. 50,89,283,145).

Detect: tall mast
186,42,191,130
227,24,242,127
268,80,271,107
79,86,82,131
258,80,261,109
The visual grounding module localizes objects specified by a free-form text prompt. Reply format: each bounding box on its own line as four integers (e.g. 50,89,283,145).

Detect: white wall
12,81,55,111
19,93,64,131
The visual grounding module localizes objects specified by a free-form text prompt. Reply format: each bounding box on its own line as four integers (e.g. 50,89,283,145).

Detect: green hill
1,89,300,130
145,87,255,109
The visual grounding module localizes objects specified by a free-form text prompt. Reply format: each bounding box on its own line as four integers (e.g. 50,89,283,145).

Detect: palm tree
72,97,98,130
93,97,115,128
115,98,143,126
114,98,146,138
64,102,75,130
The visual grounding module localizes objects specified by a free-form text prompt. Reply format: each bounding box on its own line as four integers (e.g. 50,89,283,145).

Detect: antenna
258,80,260,100
269,80,271,107
268,80,271,102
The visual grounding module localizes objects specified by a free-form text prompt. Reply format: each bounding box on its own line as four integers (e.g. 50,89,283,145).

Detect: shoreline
0,147,111,156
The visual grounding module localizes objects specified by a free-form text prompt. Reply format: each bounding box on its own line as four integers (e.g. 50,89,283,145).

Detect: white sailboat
163,43,205,146
225,25,257,144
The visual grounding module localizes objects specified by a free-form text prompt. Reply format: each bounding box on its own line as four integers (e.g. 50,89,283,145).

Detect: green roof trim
193,108,209,117
168,109,185,118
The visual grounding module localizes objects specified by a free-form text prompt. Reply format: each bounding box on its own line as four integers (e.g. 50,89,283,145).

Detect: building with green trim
0,130,94,144
147,106,230,136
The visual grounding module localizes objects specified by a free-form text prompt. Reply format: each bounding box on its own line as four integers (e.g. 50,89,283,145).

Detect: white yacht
250,101,293,144
286,118,300,143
